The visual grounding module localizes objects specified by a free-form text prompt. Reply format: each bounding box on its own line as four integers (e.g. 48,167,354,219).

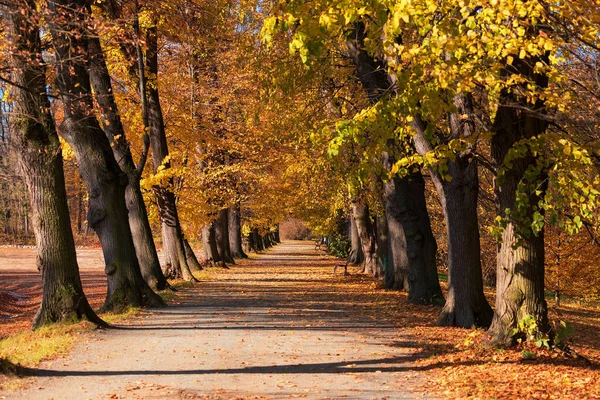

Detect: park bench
334,250,355,276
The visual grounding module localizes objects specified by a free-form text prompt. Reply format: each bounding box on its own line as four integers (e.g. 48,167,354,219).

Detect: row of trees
1,0,284,328
2,0,600,348
258,0,600,345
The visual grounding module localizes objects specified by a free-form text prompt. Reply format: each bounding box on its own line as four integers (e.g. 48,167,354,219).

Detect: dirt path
4,241,426,399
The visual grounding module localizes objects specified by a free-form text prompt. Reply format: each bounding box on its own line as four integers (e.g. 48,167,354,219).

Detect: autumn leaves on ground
0,241,598,399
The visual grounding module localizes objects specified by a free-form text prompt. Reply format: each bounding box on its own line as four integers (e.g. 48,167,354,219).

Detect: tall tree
87,25,168,291
44,0,163,311
228,204,248,259
351,199,378,276
348,216,364,265
214,208,235,264
412,104,493,327
346,26,443,304
488,54,551,344
145,23,196,281
4,0,104,328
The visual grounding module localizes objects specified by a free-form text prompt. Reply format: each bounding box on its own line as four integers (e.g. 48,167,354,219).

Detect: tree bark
262,234,270,249
252,228,263,251
228,205,247,258
248,229,256,252
348,216,364,265
375,213,389,275
274,225,281,243
202,223,224,267
434,156,493,327
347,24,442,301
76,191,84,234
183,239,203,273
488,56,551,344
214,209,235,264
44,0,163,311
87,33,167,291
6,1,104,328
382,159,444,305
411,95,493,328
351,200,378,277
145,24,196,281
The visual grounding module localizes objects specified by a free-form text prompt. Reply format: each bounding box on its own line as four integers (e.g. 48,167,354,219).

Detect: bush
328,233,350,259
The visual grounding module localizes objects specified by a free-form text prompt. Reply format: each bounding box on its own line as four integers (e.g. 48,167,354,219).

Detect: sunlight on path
5,241,426,399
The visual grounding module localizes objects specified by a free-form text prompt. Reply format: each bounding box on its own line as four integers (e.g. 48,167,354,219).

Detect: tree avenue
1,0,599,360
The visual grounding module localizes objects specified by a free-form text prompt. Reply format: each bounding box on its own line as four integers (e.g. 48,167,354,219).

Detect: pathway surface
5,241,426,399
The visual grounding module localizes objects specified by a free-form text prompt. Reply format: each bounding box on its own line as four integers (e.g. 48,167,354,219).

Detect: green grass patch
100,306,141,325
0,306,141,374
0,322,92,368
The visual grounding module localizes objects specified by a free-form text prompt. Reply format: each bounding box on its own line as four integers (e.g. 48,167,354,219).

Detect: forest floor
1,240,599,399
0,247,106,337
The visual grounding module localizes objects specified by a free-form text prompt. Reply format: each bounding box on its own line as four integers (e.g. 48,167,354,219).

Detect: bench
334,250,354,276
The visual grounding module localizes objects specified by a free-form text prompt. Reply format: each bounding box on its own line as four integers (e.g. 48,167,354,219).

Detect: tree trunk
202,223,224,267
87,33,167,291
248,230,256,252
435,158,493,327
488,56,551,344
411,95,493,328
252,229,263,251
262,234,271,249
348,216,364,265
145,24,196,282
45,0,163,311
243,236,251,254
375,213,389,275
6,2,104,328
382,161,444,305
214,209,235,264
228,205,247,259
347,24,441,301
351,200,378,277
76,192,84,234
274,225,281,243
183,239,203,273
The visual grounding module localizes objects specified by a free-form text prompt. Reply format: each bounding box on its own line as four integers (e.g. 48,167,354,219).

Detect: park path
6,241,426,399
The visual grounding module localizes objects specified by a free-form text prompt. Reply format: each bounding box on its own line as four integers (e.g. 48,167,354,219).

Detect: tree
351,199,378,276
4,0,104,328
87,20,167,291
229,204,248,259
214,208,235,264
144,23,197,281
44,0,163,311
487,52,551,344
348,217,364,265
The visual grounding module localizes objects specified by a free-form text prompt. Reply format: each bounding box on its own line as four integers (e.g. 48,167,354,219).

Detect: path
5,241,426,399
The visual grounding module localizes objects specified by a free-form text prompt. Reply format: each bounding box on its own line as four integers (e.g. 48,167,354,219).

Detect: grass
100,306,141,325
0,320,95,390
0,322,89,368
0,273,217,377
0,306,142,374
0,304,150,391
